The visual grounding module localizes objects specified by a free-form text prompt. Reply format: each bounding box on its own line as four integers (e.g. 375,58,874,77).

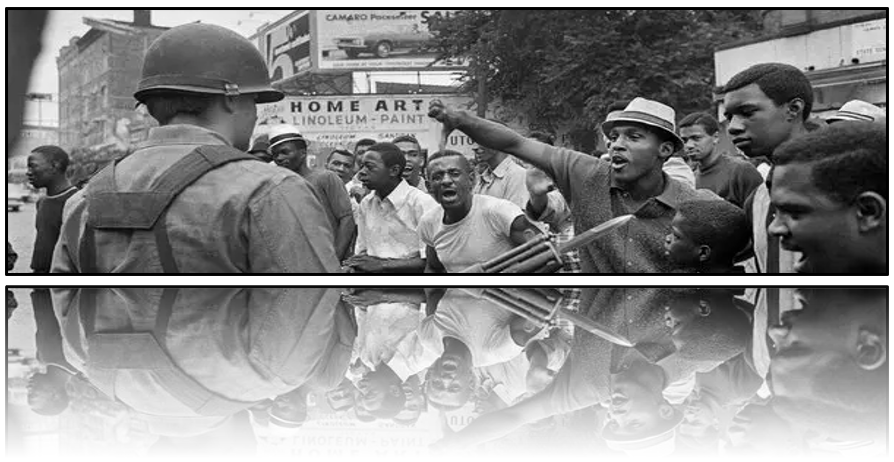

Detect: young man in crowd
26,145,78,273
665,200,751,274
717,62,812,276
418,150,541,273
393,134,429,192
429,97,718,273
344,142,438,273
326,148,356,185
269,124,356,261
678,112,762,208
768,122,886,274
471,140,530,209
53,23,338,274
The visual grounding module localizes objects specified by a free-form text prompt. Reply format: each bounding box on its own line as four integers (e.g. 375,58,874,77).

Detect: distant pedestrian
26,145,77,273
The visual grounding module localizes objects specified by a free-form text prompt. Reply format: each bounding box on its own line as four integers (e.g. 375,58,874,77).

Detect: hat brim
602,117,684,152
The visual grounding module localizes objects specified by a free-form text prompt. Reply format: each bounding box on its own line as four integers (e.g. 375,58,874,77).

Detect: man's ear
389,384,403,397
658,141,675,161
786,98,806,122
856,328,886,371
697,245,712,263
854,191,886,233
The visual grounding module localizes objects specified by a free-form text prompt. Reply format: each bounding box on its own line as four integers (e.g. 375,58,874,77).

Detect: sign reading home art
255,94,477,164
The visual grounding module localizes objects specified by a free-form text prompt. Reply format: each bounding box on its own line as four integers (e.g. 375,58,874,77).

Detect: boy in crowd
678,112,762,208
346,143,438,273
768,122,886,274
419,150,541,273
664,200,750,274
26,145,78,273
393,134,429,192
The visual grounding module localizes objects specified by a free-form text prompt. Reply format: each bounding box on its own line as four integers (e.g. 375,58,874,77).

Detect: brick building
56,11,168,154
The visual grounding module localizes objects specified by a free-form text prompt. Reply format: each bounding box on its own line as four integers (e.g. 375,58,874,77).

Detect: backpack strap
80,146,259,273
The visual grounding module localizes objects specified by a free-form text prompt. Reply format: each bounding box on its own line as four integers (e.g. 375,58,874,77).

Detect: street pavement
7,201,36,274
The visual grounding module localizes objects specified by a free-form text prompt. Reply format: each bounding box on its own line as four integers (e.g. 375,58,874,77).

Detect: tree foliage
426,10,763,148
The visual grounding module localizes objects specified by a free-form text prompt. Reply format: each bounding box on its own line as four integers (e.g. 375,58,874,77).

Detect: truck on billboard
316,10,461,70
254,94,477,166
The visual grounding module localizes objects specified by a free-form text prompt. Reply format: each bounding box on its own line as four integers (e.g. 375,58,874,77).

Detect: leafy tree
426,10,763,151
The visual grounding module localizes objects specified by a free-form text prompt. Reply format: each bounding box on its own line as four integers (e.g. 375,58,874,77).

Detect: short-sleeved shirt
474,156,530,209
419,194,523,273
304,169,354,234
695,153,764,208
540,146,719,273
356,179,439,258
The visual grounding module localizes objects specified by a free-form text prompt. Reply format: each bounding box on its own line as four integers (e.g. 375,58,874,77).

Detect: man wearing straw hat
429,97,719,274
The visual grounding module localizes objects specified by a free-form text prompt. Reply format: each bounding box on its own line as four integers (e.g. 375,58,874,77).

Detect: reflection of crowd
9,286,886,457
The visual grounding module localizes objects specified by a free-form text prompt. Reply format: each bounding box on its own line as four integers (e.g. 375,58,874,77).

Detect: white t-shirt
418,194,523,273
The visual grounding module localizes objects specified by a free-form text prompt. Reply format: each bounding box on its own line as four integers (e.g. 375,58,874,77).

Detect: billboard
254,94,477,166
265,10,313,82
315,10,461,70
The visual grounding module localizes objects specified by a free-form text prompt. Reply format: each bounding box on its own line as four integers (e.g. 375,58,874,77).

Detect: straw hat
601,97,684,151
826,100,886,123
267,124,307,150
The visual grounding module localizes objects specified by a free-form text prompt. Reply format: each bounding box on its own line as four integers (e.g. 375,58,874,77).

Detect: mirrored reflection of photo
6,287,887,458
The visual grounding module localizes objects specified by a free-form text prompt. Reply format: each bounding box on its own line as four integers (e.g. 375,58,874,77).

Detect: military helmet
134,23,283,104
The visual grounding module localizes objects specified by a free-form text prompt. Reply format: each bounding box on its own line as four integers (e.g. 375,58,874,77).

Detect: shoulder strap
87,145,258,230
80,146,258,273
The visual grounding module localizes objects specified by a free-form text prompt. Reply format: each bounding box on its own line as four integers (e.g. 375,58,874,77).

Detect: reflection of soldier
51,287,355,454
52,23,338,274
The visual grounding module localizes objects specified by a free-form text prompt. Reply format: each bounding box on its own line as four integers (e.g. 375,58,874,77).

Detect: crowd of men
3,16,888,460
5,22,887,275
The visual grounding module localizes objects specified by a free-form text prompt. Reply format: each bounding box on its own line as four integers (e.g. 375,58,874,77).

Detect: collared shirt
52,125,339,273
356,179,439,259
540,146,719,273
474,156,530,209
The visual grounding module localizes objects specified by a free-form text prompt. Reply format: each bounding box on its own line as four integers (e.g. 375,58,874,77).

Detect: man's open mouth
440,190,458,201
610,156,628,170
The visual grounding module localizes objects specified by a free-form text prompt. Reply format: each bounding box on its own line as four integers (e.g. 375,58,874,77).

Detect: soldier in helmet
52,23,339,273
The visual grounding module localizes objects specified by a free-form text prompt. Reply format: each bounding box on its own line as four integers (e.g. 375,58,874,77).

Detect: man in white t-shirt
419,150,541,273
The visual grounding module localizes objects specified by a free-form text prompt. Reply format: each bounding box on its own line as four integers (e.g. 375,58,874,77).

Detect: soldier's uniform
51,23,338,273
